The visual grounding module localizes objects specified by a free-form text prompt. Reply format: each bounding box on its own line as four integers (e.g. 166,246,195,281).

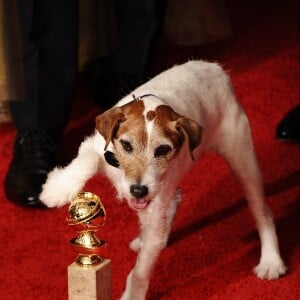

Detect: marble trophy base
68,259,112,300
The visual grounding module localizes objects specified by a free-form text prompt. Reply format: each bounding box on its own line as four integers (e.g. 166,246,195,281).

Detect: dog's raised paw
254,260,287,280
40,167,81,207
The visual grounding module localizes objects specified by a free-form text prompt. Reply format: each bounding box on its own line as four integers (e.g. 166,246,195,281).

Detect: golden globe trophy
67,192,112,300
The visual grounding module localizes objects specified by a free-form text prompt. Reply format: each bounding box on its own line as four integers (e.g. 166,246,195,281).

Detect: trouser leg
115,0,166,77
10,0,38,130
36,0,78,131
11,0,78,132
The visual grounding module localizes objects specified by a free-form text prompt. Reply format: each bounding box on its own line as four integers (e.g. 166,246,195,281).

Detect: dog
40,60,287,299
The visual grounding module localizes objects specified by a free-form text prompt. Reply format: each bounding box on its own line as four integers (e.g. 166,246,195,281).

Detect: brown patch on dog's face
115,100,147,146
110,101,149,183
152,105,185,151
95,100,146,150
146,110,156,121
151,105,202,160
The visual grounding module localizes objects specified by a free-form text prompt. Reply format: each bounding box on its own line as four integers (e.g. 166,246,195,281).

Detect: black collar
132,93,160,101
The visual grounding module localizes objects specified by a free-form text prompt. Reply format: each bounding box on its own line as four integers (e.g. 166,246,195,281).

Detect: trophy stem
74,231,102,248
76,254,103,266
70,233,107,266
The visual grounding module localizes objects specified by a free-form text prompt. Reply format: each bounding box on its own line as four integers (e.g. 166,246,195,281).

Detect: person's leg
10,0,77,133
10,0,38,130
115,0,164,79
36,0,78,132
5,0,78,207
95,0,165,106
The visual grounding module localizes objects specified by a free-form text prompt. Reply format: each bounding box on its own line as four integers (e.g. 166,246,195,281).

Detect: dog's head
96,98,202,210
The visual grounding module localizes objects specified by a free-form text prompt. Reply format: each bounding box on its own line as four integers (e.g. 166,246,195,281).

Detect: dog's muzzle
129,184,150,209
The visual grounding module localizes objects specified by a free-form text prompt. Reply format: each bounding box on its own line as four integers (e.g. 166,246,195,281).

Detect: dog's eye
104,151,119,168
120,139,133,153
154,144,172,157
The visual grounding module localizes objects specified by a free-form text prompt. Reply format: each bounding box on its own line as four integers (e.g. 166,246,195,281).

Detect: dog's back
117,60,242,154
136,61,234,114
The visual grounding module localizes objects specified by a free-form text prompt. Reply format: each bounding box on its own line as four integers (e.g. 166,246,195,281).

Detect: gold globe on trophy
66,192,107,266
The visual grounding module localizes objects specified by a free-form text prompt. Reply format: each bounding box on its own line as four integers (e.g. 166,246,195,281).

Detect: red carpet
0,1,299,299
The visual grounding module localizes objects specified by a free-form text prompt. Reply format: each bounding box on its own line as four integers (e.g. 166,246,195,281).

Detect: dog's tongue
130,198,149,209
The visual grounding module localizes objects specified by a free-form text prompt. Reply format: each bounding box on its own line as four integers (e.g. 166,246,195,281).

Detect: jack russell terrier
40,60,287,299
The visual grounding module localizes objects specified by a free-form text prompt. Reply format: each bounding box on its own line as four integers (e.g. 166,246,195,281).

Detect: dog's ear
176,118,203,161
95,107,125,150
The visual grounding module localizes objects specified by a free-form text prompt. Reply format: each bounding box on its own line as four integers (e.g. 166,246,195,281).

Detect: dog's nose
130,184,148,198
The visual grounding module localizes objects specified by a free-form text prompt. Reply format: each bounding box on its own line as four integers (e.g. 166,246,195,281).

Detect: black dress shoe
276,105,300,143
5,129,59,208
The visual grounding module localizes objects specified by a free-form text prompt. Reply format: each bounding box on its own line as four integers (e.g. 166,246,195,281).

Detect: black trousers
11,0,78,132
115,0,166,77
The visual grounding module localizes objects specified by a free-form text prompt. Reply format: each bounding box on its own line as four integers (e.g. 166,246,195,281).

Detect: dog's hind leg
215,110,287,280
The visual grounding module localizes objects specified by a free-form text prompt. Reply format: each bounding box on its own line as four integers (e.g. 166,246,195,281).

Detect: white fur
40,61,287,299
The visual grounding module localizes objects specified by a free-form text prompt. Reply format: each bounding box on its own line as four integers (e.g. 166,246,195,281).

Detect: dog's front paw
40,167,82,207
121,271,147,300
130,237,143,252
254,259,287,280
120,271,133,300
120,290,129,300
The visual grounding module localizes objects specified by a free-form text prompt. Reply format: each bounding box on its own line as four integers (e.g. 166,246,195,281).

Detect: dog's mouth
129,198,151,210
